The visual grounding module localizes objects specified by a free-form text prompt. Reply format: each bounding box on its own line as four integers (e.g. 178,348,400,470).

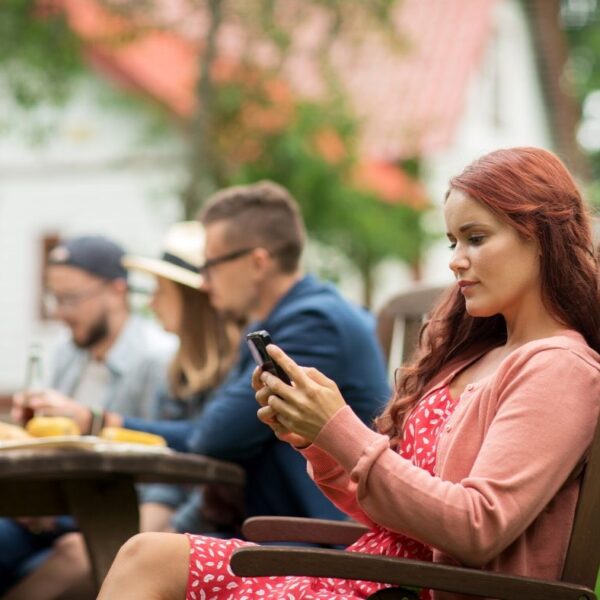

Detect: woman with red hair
98,147,600,600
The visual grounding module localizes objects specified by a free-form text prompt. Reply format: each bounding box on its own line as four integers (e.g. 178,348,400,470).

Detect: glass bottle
21,343,44,426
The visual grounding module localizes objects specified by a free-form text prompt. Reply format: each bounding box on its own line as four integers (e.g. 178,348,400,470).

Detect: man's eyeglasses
199,247,256,275
43,283,107,313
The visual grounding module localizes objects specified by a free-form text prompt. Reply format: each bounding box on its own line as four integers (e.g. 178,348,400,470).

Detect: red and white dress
186,385,458,600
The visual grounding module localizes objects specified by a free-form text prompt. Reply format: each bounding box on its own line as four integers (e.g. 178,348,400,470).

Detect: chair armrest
230,546,596,600
242,516,369,546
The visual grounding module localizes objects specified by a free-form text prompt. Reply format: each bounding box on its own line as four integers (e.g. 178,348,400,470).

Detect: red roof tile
61,0,198,117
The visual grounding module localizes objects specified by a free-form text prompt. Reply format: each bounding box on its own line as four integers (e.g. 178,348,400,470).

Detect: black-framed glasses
199,247,256,274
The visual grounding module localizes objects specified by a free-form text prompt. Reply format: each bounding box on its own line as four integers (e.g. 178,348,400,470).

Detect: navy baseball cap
48,236,128,281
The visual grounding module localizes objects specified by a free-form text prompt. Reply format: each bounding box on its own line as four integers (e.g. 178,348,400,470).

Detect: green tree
0,0,82,107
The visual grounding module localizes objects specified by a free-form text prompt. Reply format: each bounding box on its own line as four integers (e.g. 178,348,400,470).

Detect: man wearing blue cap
41,236,174,418
0,235,175,597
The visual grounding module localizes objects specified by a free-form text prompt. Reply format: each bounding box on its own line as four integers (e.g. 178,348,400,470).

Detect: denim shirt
51,314,176,418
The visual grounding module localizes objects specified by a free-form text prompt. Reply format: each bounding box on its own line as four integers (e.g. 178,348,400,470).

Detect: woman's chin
464,302,495,318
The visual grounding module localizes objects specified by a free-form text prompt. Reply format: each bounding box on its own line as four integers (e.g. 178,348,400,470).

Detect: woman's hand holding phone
252,366,310,448
255,344,347,444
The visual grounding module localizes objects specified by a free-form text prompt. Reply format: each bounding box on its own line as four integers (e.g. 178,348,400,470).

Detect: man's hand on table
12,390,92,433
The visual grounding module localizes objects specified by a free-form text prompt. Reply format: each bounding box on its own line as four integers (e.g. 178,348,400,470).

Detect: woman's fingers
266,394,301,425
257,406,290,439
251,366,264,391
255,347,346,444
265,345,310,387
303,367,335,387
257,405,278,425
255,386,271,408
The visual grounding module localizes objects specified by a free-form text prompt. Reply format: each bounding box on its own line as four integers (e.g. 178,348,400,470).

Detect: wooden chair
376,285,447,380
229,284,600,599
232,426,600,599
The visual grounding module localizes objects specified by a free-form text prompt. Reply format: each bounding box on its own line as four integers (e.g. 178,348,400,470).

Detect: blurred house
0,0,580,393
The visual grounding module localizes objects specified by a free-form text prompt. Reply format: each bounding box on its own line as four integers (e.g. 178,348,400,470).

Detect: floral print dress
186,385,458,600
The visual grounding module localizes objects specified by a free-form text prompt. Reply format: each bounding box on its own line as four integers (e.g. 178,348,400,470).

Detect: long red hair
376,147,600,445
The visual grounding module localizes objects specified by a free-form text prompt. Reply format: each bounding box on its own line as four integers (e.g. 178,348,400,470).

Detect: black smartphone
246,330,292,385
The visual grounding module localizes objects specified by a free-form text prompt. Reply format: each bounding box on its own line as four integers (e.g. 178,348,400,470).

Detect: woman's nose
449,245,469,275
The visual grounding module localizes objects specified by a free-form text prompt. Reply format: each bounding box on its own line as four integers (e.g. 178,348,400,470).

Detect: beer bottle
21,343,44,426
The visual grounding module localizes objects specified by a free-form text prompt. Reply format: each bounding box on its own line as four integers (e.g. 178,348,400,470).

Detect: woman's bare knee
99,533,189,600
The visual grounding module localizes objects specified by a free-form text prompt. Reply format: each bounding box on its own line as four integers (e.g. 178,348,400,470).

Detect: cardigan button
465,383,475,392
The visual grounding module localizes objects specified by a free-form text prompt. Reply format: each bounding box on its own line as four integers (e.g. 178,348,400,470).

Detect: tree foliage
0,0,82,107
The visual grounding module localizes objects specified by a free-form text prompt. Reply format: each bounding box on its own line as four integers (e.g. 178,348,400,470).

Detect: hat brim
122,256,203,289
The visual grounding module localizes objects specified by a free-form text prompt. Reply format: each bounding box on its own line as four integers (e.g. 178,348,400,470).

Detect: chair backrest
561,415,600,589
377,285,447,380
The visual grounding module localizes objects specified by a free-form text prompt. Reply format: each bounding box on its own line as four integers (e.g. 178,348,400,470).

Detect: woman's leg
97,533,189,600
2,532,94,600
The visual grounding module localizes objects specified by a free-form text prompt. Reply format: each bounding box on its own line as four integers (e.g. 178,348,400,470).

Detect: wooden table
0,446,245,590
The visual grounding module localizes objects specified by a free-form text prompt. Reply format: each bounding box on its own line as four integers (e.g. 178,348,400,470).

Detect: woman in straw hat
122,220,240,535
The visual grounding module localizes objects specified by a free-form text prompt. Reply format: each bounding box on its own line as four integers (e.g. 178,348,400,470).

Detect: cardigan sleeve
301,417,379,528
312,347,600,566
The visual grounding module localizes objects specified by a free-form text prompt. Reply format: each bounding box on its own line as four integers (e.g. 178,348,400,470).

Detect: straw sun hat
122,221,205,289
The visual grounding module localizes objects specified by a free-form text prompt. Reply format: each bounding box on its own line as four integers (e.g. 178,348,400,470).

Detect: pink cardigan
301,331,600,600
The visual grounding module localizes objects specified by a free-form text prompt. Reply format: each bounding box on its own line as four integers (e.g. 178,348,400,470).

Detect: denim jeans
0,516,76,595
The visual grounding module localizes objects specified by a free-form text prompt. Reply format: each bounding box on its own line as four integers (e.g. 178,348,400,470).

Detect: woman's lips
458,281,478,294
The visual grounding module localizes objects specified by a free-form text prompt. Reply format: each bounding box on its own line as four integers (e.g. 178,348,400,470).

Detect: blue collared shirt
51,314,176,418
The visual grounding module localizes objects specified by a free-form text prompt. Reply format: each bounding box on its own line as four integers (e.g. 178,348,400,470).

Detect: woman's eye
448,235,485,249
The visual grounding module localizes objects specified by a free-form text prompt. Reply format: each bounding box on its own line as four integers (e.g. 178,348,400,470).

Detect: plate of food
0,418,171,454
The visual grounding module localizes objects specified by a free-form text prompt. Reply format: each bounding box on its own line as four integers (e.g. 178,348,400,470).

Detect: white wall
0,75,185,391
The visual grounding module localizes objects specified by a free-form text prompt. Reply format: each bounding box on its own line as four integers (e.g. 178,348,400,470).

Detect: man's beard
74,313,110,349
